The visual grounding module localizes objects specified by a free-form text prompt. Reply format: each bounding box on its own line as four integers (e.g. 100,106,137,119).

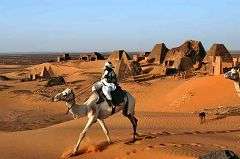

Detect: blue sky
0,0,239,52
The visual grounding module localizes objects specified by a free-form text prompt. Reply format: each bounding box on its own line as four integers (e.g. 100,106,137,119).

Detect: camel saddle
96,85,126,106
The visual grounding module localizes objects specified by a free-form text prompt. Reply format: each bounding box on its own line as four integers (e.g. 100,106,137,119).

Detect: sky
0,0,239,53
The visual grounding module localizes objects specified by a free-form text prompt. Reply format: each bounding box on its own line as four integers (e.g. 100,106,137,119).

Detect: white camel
53,88,138,155
225,69,240,97
224,69,239,81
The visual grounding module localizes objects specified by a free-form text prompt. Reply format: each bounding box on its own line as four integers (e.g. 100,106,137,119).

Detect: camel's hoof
71,150,78,157
60,150,77,159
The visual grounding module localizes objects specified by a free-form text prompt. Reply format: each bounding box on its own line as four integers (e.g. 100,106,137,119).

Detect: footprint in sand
172,144,183,148
60,142,110,158
189,143,202,147
144,145,155,150
192,131,202,134
125,149,137,155
162,131,171,135
165,143,183,148
144,135,155,139
159,143,167,147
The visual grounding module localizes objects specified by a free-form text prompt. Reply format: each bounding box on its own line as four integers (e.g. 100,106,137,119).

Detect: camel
224,68,239,81
53,88,138,155
198,111,206,124
224,69,240,97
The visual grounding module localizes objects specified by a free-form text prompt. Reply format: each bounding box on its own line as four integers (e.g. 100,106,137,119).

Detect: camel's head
53,88,75,102
224,69,239,81
224,71,232,79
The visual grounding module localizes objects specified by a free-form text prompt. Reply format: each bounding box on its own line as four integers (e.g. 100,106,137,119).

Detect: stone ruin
107,40,225,80
163,40,206,75
130,61,143,76
145,40,206,76
145,41,235,77
147,43,169,64
108,50,132,61
45,76,65,87
107,50,143,82
24,66,55,82
114,57,133,82
57,53,71,62
202,44,233,75
79,52,105,61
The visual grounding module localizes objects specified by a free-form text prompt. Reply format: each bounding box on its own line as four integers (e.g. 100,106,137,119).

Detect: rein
66,105,74,114
74,80,97,96
65,93,76,115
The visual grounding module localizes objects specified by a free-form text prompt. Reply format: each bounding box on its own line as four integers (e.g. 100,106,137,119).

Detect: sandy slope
0,113,240,159
125,75,240,112
1,62,240,158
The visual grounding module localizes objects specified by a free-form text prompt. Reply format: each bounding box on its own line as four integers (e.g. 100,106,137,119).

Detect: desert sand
0,60,240,159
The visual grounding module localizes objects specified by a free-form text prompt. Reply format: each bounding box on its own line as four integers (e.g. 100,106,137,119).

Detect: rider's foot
111,106,116,115
106,99,115,114
106,99,113,107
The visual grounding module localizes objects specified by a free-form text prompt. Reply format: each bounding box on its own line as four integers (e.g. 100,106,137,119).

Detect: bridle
62,92,76,115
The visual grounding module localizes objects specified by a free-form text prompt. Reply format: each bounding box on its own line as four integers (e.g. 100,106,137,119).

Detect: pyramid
163,40,206,71
114,56,134,82
148,43,169,64
165,40,206,64
203,44,232,63
108,50,131,61
40,66,51,79
47,66,55,77
188,40,206,63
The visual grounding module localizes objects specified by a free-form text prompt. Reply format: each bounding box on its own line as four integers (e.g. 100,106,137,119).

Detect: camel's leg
125,114,138,142
97,119,112,144
73,116,95,154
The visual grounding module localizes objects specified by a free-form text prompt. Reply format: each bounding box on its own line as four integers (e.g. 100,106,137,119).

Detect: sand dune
0,112,240,159
165,76,240,112
125,75,240,112
1,61,240,158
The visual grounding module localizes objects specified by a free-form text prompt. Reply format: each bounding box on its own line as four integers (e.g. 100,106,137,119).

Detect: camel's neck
65,102,88,118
